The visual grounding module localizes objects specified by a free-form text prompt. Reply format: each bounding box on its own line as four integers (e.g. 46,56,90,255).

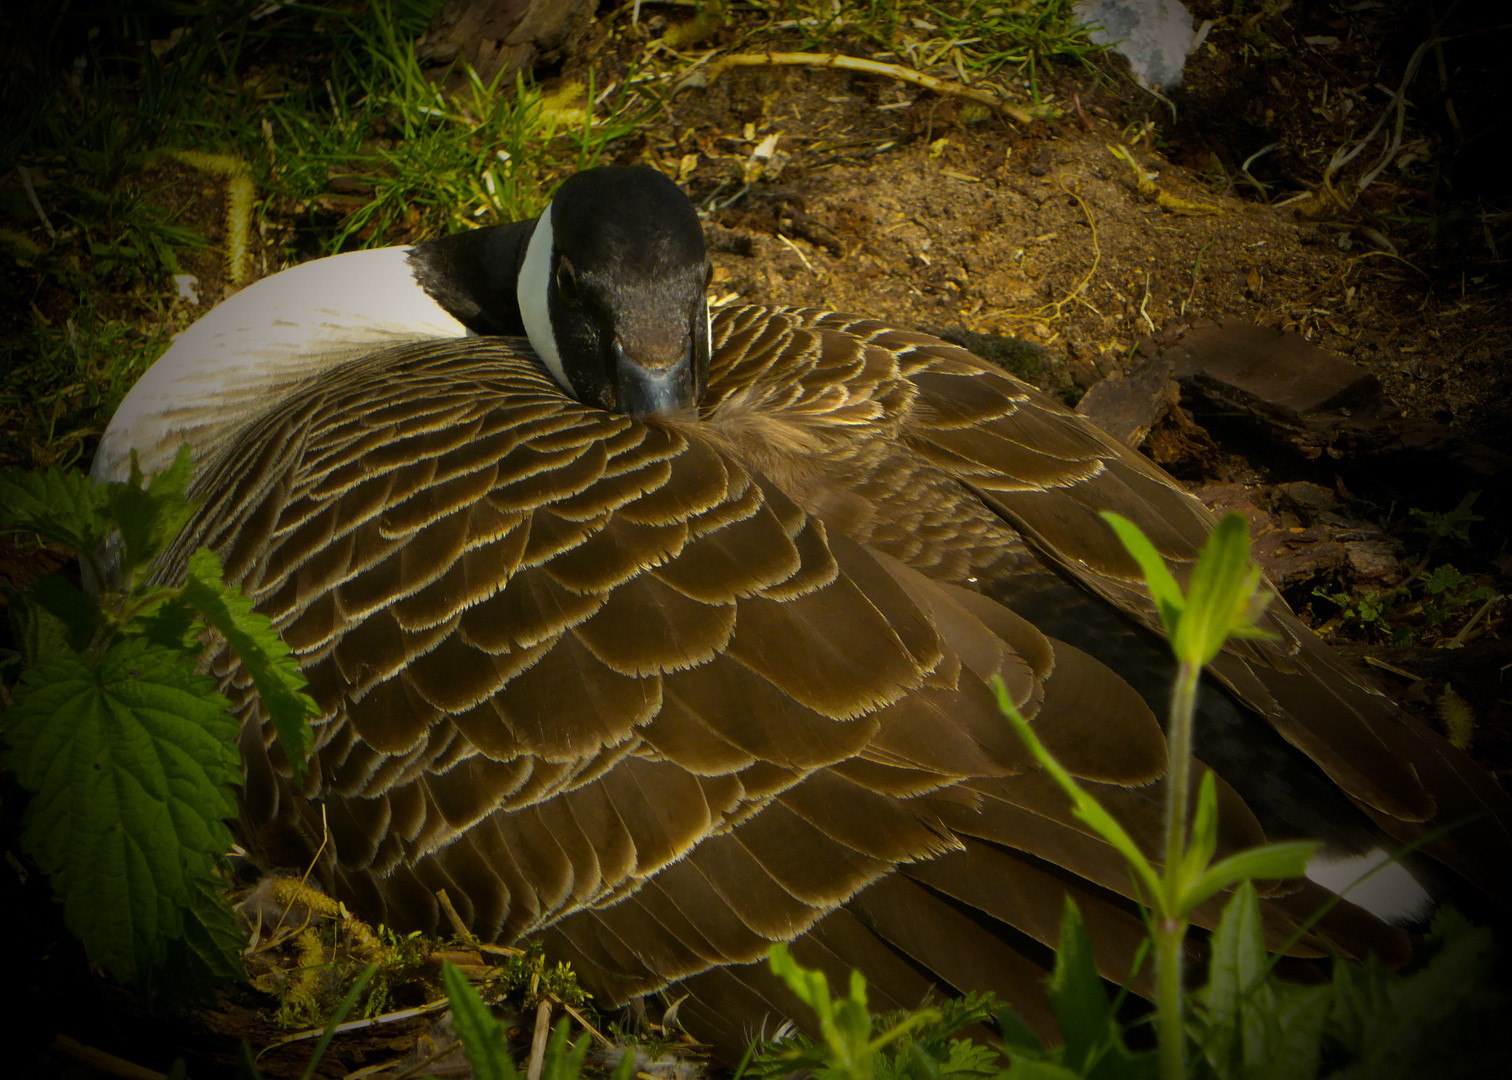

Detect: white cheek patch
517,203,570,393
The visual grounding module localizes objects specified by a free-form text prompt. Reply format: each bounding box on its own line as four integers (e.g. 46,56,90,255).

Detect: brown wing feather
773,307,1507,894
157,308,1509,1062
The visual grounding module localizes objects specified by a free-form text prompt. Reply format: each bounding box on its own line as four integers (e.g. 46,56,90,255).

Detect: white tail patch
1306,848,1433,925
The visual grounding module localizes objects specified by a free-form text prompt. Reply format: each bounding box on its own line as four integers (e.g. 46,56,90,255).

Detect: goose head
412,165,713,417
523,167,712,416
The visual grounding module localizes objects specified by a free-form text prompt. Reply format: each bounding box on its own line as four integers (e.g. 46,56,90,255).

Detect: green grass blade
992,677,1164,904
1099,511,1184,638
1186,841,1319,911
442,960,518,1080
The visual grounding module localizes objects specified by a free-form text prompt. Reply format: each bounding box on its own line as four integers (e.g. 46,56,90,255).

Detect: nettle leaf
182,873,248,982
936,1038,1005,1079
1204,882,1265,1032
136,595,203,653
997,1008,1047,1058
1247,981,1329,1080
180,547,316,783
4,637,240,981
0,464,112,554
8,576,98,668
1332,907,1506,1079
147,874,248,1008
109,445,198,576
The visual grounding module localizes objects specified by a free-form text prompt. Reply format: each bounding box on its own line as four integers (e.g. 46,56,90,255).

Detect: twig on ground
16,166,56,240
51,1036,165,1080
525,999,554,1080
777,233,817,275
1071,90,1094,131
260,999,451,1050
678,51,1039,124
560,1001,614,1047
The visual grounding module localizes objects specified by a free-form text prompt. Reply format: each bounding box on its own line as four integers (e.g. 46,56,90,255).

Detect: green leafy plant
1309,583,1403,638
0,447,317,992
985,899,1157,1080
1311,564,1501,649
756,511,1506,1079
1408,505,1482,545
441,960,636,1080
484,940,593,1012
997,512,1312,1079
757,942,945,1080
749,989,1004,1080
1419,565,1499,629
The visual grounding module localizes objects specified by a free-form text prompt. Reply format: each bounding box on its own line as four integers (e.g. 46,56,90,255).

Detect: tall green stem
1155,911,1188,1080
1156,658,1203,1079
1163,660,1202,886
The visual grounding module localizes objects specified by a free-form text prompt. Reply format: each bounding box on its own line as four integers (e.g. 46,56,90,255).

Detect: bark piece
1167,321,1380,421
417,0,597,91
1161,320,1510,486
1344,540,1404,583
1074,357,1177,449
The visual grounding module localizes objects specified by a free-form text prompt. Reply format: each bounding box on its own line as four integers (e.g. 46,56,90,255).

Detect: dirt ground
8,2,1512,1076
569,2,1512,787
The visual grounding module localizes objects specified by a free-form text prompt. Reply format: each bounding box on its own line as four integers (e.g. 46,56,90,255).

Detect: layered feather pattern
155,306,1509,1054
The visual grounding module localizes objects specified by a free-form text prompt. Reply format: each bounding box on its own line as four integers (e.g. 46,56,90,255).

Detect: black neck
406,219,536,336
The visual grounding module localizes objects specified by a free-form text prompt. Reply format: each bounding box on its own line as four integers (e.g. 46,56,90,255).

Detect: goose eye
556,259,578,301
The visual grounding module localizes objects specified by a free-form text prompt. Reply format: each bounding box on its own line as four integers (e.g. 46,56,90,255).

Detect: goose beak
612,336,696,416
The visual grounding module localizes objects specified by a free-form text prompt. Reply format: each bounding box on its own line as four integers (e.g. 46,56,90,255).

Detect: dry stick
559,1001,614,1048
16,166,56,240
1448,593,1503,647
681,52,1036,125
51,1036,166,1080
260,1000,451,1050
1324,4,1468,204
437,887,481,946
525,999,554,1080
777,233,817,275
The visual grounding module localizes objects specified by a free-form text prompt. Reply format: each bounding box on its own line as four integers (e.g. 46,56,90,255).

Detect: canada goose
102,166,1509,1053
